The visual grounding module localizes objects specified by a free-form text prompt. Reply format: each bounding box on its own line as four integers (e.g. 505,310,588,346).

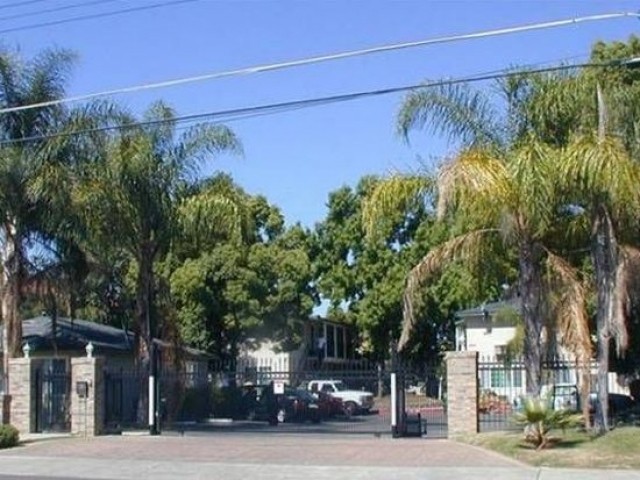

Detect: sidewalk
0,433,637,480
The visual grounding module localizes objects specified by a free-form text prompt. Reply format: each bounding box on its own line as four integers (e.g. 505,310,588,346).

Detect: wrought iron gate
35,359,71,433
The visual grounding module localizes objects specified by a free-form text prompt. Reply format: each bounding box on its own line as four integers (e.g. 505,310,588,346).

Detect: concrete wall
446,351,479,438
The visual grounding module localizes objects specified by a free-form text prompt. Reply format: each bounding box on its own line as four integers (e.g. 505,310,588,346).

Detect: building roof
0,315,211,359
455,299,521,328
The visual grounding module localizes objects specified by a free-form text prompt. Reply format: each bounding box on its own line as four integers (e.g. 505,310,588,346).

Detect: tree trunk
135,252,155,362
1,222,23,394
591,205,617,435
519,239,544,396
134,250,155,426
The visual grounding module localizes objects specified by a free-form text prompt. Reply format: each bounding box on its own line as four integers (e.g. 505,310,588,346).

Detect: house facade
455,300,630,401
235,317,356,382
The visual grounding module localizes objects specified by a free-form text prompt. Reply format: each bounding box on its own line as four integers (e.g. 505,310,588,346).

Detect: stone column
71,357,105,437
8,358,39,434
446,351,479,438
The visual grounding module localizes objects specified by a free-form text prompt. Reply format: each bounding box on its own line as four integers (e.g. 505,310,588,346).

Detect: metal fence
477,356,636,432
35,359,71,433
103,358,448,438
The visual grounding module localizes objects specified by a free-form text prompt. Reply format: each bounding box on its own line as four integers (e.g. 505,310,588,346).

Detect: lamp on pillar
22,342,31,359
85,342,94,359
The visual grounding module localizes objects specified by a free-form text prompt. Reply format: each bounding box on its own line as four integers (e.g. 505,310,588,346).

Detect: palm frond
362,174,432,239
611,245,640,354
507,138,557,238
563,135,640,217
398,228,497,349
437,148,509,221
178,189,248,246
397,83,502,147
544,252,592,364
175,123,242,178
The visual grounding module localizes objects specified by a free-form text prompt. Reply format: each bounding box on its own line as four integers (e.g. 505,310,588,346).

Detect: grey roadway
0,432,639,480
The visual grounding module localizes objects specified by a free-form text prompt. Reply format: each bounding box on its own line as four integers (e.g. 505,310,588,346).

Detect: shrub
513,396,582,450
0,424,19,449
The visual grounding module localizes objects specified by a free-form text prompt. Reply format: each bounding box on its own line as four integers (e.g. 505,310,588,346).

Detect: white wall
464,325,516,357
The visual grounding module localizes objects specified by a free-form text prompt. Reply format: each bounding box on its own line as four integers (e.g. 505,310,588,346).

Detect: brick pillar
8,358,40,434
71,357,105,437
446,351,479,437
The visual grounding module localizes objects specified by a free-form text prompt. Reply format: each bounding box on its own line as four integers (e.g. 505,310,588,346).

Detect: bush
513,396,582,450
0,424,19,449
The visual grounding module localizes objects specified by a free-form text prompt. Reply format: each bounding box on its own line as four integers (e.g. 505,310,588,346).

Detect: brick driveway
3,433,521,468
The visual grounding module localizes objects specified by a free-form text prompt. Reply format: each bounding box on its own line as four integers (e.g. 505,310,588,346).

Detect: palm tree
561,132,640,434
364,78,591,395
73,102,241,362
0,47,82,390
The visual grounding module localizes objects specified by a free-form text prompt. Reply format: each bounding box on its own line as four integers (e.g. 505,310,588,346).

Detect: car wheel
277,408,287,424
344,401,357,417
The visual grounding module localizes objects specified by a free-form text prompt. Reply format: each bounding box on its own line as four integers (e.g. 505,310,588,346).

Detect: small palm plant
513,396,583,450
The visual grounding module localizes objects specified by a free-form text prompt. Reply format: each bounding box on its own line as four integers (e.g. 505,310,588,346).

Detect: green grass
459,427,640,469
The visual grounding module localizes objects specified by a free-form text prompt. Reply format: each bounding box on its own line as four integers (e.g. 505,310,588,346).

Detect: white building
235,317,356,384
455,300,630,401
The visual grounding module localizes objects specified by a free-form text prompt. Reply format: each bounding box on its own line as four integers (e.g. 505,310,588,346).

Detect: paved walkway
0,433,638,480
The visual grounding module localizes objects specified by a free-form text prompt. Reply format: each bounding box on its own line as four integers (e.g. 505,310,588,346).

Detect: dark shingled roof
1,316,211,359
21,316,133,353
454,299,521,327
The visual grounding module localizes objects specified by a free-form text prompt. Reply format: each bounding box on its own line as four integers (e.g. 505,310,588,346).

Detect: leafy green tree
170,177,315,359
312,176,497,362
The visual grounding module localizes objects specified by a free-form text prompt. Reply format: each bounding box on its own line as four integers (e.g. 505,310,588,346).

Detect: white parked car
307,379,374,415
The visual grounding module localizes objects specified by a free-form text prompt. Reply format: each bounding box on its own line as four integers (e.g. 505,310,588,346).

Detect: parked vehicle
247,385,321,424
276,388,322,424
306,379,374,415
539,383,635,418
315,391,345,419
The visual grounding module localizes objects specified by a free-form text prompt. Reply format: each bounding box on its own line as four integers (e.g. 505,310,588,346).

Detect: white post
390,372,397,434
148,375,155,427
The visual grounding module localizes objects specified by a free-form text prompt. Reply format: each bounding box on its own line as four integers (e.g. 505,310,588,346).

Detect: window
336,326,345,359
326,325,336,357
513,369,523,388
491,369,506,388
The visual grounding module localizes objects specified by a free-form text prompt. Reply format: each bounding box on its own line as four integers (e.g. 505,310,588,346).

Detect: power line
0,59,630,147
0,0,200,35
0,0,47,11
0,11,637,116
0,0,121,23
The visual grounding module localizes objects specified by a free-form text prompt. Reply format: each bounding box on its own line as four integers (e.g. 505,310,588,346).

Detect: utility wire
0,0,47,11
0,0,121,23
0,11,637,116
1,59,632,147
0,0,199,35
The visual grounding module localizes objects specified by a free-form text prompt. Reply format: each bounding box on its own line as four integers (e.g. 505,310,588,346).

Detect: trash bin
404,412,422,437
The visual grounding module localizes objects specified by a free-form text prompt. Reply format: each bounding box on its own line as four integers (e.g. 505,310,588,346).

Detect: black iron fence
102,358,447,437
35,359,71,433
477,356,637,432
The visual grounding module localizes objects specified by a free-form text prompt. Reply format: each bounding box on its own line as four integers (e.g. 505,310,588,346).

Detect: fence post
71,357,105,437
445,351,479,438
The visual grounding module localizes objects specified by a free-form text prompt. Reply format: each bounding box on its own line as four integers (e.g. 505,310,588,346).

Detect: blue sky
7,0,640,227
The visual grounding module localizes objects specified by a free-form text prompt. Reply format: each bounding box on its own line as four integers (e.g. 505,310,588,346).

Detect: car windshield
333,381,347,391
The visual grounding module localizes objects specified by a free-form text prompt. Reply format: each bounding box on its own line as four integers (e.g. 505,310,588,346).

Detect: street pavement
0,432,638,480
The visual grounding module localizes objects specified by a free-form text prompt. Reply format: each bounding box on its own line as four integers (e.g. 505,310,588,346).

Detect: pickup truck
306,379,375,415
